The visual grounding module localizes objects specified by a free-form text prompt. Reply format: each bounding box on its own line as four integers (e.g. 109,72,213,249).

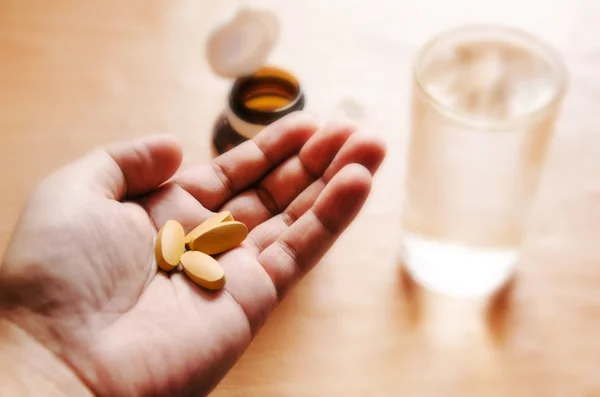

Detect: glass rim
412,24,568,129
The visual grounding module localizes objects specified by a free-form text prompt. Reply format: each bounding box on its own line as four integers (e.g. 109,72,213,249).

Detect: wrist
0,319,93,396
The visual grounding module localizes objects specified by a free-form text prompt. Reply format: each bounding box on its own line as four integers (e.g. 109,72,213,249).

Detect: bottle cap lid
206,7,279,79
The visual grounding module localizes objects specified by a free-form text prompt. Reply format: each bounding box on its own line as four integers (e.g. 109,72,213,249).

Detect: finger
174,111,319,211
322,133,386,182
258,163,373,297
214,163,376,334
246,133,386,253
219,119,356,230
53,134,183,201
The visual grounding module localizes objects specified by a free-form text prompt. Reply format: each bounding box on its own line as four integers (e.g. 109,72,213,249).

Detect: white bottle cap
206,7,279,79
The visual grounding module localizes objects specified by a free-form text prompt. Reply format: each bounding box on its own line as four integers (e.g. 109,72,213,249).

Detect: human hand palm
0,113,385,396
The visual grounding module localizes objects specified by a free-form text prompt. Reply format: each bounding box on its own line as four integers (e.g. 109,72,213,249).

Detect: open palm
0,112,385,396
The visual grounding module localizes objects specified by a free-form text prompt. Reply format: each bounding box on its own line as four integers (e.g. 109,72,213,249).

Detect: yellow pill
155,220,186,272
185,211,234,247
180,251,226,290
188,221,248,255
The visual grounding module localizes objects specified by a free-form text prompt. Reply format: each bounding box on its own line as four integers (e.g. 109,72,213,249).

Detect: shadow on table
485,274,517,345
395,255,517,347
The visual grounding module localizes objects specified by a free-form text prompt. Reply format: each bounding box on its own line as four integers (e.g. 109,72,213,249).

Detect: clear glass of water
401,25,567,297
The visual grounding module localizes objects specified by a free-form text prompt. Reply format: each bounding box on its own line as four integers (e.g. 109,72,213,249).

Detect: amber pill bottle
205,7,306,155
212,66,305,155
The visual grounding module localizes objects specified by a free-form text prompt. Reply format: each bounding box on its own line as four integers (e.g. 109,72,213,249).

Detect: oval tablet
180,251,226,290
155,220,186,272
185,211,234,247
188,221,248,255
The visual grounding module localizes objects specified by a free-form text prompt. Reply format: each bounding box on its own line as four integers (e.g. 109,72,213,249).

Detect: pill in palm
185,211,234,247
155,220,186,272
187,220,248,255
180,250,226,290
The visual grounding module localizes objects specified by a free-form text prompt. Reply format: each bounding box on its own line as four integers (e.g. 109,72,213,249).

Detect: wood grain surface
1,0,600,396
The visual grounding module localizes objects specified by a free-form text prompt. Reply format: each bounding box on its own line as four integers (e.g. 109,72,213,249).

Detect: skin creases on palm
0,112,386,396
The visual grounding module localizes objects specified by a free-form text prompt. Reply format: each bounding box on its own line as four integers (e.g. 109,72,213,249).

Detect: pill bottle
205,7,306,155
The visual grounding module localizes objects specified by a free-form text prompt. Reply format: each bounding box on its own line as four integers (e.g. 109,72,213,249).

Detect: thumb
56,134,183,200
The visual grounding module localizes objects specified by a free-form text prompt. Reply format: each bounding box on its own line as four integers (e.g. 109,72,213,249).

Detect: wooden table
2,1,600,395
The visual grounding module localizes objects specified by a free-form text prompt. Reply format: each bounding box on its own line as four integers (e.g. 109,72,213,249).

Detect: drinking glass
401,25,567,297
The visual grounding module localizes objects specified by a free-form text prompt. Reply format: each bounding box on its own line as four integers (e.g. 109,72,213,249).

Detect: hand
0,112,386,396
